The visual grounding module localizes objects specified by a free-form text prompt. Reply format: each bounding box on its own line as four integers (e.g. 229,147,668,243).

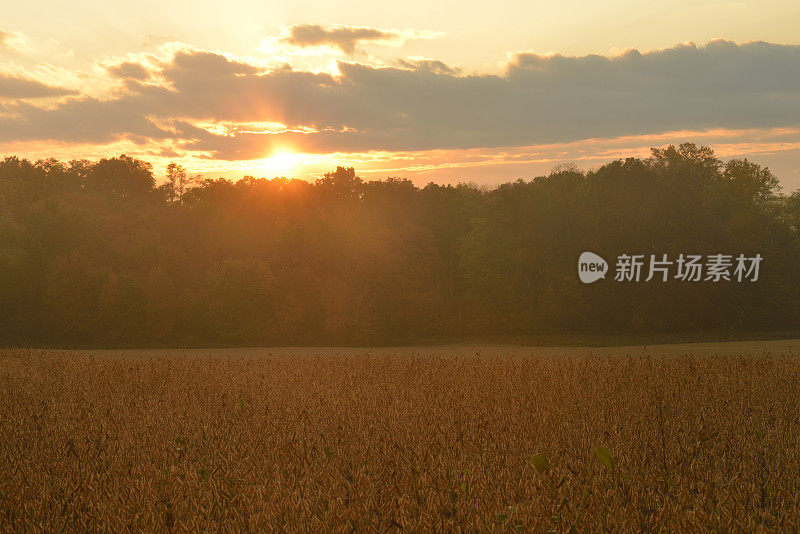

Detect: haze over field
3,1,800,186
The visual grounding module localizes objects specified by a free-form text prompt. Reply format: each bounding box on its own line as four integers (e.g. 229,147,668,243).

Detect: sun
261,149,300,176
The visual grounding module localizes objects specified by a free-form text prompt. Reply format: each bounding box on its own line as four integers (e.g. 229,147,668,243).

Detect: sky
2,0,800,188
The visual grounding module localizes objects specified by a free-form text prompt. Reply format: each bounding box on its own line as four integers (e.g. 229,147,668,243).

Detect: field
2,341,799,531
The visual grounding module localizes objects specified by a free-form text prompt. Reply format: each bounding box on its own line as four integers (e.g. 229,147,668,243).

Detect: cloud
3,40,800,160
0,73,77,99
0,29,73,59
0,29,29,55
0,96,173,143
395,58,460,75
281,24,406,55
107,61,151,80
168,40,800,158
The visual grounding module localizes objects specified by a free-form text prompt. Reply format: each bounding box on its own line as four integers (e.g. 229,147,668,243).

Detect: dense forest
1,143,799,347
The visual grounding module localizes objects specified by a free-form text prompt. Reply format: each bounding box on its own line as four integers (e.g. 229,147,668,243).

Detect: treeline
1,143,799,347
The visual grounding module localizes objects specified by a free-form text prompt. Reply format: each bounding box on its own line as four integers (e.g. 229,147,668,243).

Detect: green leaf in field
324,446,333,460
198,468,210,482
531,453,550,473
238,398,246,410
595,446,615,470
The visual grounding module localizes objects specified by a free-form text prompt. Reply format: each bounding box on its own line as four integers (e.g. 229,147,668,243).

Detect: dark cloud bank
2,40,800,159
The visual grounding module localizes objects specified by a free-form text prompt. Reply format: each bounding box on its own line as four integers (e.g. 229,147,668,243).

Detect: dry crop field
1,344,800,531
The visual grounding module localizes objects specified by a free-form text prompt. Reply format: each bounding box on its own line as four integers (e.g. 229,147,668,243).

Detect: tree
85,155,155,199
314,166,363,201
204,258,276,343
0,148,798,347
723,159,780,205
161,162,191,205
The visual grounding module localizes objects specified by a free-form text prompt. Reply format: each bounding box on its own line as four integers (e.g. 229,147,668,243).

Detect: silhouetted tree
85,155,154,199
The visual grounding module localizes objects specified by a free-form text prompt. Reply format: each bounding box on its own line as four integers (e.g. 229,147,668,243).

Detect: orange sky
2,1,800,188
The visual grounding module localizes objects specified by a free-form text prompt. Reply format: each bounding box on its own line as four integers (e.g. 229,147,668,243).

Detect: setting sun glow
260,150,301,176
